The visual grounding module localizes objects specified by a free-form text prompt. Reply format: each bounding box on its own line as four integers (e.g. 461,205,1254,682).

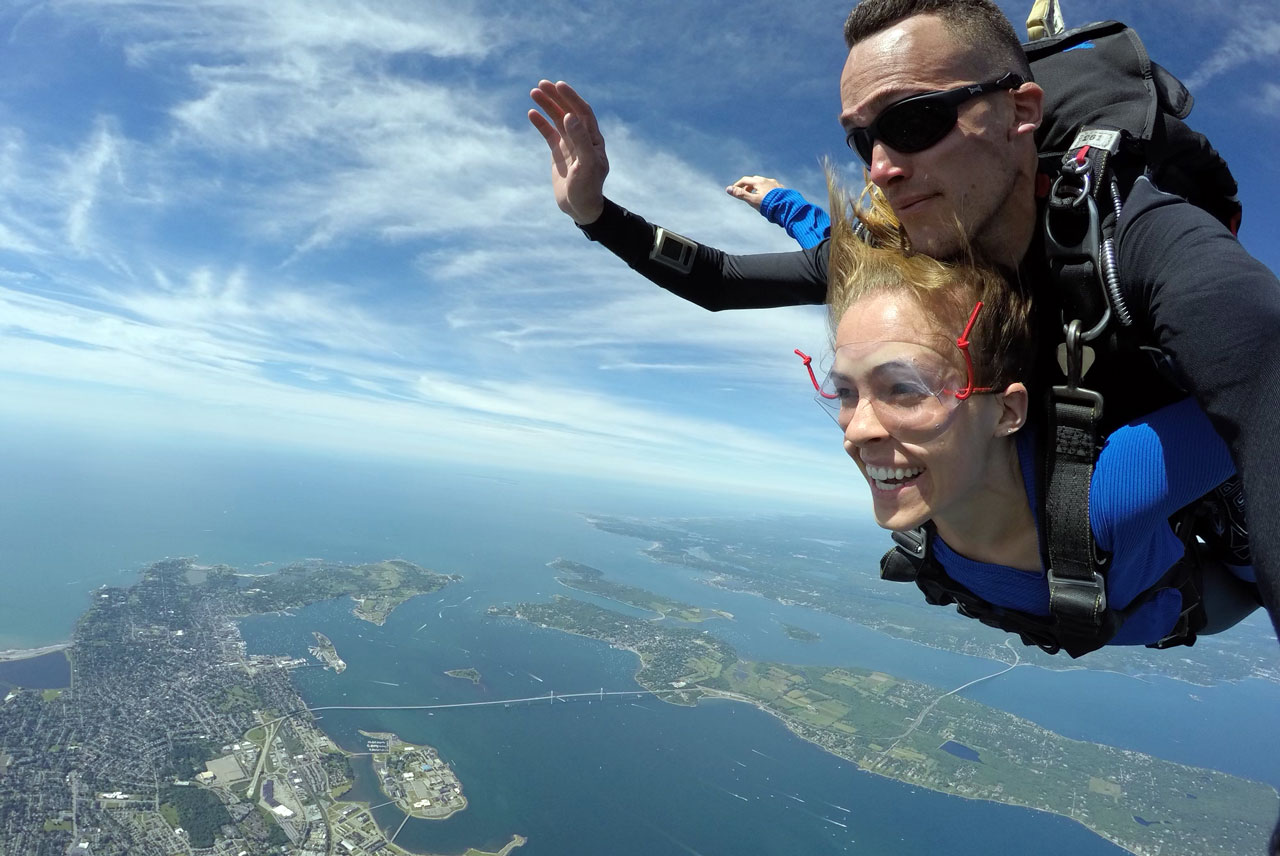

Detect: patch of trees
159,785,230,848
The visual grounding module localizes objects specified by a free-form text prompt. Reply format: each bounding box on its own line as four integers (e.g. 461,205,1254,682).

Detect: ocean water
241,597,1128,856
3,430,1278,853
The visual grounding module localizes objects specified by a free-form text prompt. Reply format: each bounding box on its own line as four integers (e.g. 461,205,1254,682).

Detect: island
549,558,733,622
308,631,347,673
491,594,1279,856
361,730,468,819
781,623,820,642
0,556,532,856
445,668,482,684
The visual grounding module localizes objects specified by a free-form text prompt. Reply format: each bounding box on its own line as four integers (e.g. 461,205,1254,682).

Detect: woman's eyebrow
866,359,916,379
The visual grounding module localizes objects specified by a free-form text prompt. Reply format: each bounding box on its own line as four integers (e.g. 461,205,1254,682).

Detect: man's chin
897,209,972,258
901,226,968,259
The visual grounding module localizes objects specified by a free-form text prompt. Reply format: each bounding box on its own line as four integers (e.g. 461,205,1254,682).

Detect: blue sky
1,0,1277,509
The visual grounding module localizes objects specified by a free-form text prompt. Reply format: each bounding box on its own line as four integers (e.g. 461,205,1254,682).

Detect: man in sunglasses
530,2,1280,652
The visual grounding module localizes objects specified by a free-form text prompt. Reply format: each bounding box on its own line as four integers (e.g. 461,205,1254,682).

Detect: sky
0,0,1277,510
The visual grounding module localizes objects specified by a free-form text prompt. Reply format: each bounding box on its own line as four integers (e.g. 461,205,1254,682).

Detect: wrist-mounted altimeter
649,227,697,274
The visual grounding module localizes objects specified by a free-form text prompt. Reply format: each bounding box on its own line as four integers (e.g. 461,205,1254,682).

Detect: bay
240,596,1127,856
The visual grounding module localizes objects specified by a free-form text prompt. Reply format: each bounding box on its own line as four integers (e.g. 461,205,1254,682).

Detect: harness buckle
1046,567,1109,615
1049,382,1104,416
890,527,928,558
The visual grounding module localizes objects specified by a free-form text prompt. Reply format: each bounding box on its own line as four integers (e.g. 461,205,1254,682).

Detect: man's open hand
528,80,609,225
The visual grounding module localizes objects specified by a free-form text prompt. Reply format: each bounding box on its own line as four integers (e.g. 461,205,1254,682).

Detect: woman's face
832,290,1013,532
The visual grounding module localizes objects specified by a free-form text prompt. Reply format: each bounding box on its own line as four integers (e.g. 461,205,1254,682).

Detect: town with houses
0,557,523,856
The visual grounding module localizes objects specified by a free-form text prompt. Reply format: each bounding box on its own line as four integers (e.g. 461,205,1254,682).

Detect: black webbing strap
1045,378,1110,643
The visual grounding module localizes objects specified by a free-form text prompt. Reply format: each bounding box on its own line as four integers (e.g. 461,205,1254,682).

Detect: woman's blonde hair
825,168,1035,392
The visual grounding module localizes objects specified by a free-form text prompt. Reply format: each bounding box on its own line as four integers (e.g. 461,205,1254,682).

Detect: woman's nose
841,398,888,448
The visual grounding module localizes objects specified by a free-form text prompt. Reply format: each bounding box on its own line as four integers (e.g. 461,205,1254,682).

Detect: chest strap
880,523,1204,658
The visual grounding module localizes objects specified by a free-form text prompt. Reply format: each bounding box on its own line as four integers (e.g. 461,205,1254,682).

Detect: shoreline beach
0,643,70,663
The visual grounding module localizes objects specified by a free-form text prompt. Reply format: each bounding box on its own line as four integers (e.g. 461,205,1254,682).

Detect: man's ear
1011,82,1044,139
995,382,1029,436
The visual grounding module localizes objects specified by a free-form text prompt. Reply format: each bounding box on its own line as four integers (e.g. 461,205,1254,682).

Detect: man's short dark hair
843,0,1032,80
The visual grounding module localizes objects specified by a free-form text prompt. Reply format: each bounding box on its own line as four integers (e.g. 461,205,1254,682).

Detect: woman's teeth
865,464,923,490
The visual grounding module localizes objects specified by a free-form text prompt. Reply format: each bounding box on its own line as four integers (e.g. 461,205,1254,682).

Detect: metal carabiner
1049,171,1092,209
1063,320,1085,388
1044,194,1111,341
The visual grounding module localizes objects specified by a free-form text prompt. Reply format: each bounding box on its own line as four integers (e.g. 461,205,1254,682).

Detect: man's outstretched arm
528,80,826,311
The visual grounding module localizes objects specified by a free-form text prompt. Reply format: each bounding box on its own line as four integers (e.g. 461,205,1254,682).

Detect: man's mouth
864,464,923,491
892,192,939,214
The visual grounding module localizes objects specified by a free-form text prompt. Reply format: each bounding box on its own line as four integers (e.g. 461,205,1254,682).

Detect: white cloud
1183,14,1280,90
62,120,125,255
1259,82,1280,117
0,0,855,506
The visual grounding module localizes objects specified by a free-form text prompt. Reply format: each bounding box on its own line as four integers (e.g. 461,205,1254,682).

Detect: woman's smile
863,463,925,491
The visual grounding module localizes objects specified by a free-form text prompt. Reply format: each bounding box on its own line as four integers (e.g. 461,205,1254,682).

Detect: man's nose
867,142,910,190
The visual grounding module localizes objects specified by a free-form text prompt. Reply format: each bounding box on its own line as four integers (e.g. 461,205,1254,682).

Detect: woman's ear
994,382,1029,437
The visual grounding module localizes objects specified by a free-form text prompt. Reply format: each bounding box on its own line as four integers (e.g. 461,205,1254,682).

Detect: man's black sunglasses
844,72,1024,164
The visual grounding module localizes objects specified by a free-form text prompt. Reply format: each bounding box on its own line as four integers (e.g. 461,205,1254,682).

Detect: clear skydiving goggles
794,302,996,444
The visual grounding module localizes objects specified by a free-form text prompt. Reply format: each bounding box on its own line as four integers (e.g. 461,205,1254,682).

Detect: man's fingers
553,81,604,145
530,85,570,135
528,108,570,178
527,109,562,149
562,112,595,152
533,79,566,109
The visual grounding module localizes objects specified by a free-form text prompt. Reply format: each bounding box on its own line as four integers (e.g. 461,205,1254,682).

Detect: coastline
0,643,70,663
503,613,1275,856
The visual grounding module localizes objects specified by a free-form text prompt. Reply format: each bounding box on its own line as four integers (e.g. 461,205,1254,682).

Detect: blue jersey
933,397,1239,645
758,188,830,250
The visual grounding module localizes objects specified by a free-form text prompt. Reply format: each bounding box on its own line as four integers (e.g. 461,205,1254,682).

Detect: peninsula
549,558,732,622
493,594,1278,856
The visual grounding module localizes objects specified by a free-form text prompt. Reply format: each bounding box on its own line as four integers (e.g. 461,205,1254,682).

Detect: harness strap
879,523,1206,658
1045,379,1109,639
1040,136,1124,644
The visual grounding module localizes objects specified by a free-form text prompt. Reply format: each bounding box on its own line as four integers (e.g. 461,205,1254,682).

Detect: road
883,639,1023,749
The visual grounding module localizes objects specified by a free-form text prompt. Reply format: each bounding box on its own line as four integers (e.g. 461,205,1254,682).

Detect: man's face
839,14,1026,259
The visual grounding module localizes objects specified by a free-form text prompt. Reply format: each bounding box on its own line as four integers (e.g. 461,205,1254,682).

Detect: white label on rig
1069,127,1122,154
